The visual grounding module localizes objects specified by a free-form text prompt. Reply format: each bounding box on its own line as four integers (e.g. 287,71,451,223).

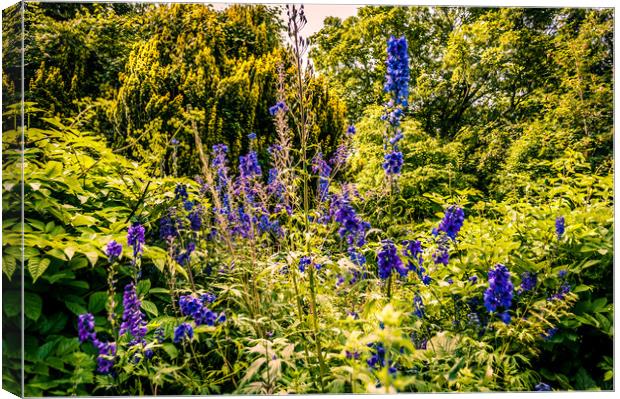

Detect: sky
211,3,360,37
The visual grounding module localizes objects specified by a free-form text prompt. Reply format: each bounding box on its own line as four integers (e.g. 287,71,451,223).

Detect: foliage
1,3,614,396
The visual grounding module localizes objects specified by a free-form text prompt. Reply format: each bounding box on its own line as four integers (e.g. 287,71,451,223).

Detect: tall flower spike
127,223,145,260
119,282,147,344
384,35,410,106
104,240,122,263
77,313,96,343
437,205,465,240
483,264,514,324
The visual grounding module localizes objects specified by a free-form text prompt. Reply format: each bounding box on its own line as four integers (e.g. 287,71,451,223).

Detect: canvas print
1,0,614,395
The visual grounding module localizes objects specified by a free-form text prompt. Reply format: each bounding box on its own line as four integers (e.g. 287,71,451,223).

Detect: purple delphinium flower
312,152,332,202
413,294,425,318
437,206,465,240
178,294,225,326
174,184,188,201
555,216,565,239
432,239,449,266
104,240,122,263
94,340,117,374
549,282,571,301
558,269,567,279
298,256,311,273
402,239,423,265
188,204,203,231
384,35,410,106
78,313,96,343
382,151,403,175
248,132,257,140
176,241,196,266
346,125,356,135
173,323,193,344
171,138,179,145
127,223,145,260
119,283,147,344
330,192,370,249
483,264,514,324
269,101,288,116
377,240,406,279
520,272,537,293
239,151,262,179
534,382,552,391
159,214,178,241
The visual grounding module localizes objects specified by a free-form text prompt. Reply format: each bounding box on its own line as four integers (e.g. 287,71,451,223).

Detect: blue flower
188,206,203,231
104,240,122,263
77,313,96,343
127,223,145,259
173,323,194,344
171,138,179,145
483,264,514,324
175,242,196,266
159,215,178,241
437,206,465,240
346,125,356,135
269,101,288,116
248,132,257,140
384,35,410,106
298,256,311,273
413,294,425,318
312,152,332,201
93,340,116,374
377,240,406,279
239,151,262,178
119,283,147,344
520,272,537,292
534,382,551,391
382,151,403,175
174,184,188,201
555,216,565,238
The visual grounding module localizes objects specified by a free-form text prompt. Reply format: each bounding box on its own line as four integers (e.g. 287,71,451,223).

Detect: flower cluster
382,151,404,175
127,223,145,260
367,342,397,375
312,152,332,202
377,240,406,279
269,100,288,116
105,240,122,263
175,241,196,267
381,35,409,177
178,294,225,326
555,216,565,239
119,282,147,345
436,206,465,240
298,256,311,273
78,313,96,343
384,35,410,106
173,323,194,344
239,151,262,179
77,313,117,374
483,264,514,324
519,272,537,293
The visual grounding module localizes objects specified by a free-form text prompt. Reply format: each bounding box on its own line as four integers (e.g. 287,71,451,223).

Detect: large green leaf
27,257,51,283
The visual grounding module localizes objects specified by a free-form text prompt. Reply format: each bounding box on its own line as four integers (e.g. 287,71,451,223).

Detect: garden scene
1,2,614,395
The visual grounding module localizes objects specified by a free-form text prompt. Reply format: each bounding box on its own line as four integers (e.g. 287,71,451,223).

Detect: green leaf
88,292,109,314
28,257,51,283
82,251,99,267
3,291,21,317
3,255,17,279
71,214,97,227
137,280,151,296
140,300,158,317
25,292,43,321
65,301,88,316
162,343,178,359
